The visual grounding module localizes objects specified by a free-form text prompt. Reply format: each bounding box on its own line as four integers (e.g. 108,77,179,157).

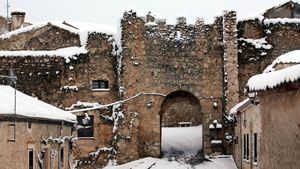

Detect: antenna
6,0,10,30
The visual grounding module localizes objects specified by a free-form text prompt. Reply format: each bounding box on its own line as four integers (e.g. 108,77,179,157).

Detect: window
254,133,258,163
243,134,246,159
235,136,239,144
77,115,94,137
59,147,64,168
28,122,32,129
246,134,249,160
29,149,34,169
243,134,249,160
178,122,192,127
91,80,109,90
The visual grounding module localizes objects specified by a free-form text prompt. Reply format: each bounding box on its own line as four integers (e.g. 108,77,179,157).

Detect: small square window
77,116,94,137
91,80,109,90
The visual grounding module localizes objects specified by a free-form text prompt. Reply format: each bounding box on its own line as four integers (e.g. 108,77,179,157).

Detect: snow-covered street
104,126,237,169
162,125,203,156
103,156,237,169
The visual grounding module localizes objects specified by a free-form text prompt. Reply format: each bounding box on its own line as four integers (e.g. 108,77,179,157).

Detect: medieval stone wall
118,10,238,162
0,29,118,108
238,20,300,99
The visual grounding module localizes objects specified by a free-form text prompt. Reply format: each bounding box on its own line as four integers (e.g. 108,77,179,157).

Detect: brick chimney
10,8,26,31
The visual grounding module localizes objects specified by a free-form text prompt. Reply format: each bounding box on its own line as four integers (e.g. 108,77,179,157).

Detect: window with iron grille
91,80,109,90
77,116,94,137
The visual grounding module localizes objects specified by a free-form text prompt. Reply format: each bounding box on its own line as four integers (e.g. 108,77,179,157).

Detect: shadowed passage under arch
160,90,203,158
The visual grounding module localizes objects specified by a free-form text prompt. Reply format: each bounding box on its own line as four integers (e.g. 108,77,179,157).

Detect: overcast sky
0,0,288,26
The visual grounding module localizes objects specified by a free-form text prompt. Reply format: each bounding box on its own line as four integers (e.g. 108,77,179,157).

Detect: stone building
0,0,300,168
0,85,76,169
231,50,300,169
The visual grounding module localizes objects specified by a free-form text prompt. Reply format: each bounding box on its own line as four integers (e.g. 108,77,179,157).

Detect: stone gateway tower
117,10,239,161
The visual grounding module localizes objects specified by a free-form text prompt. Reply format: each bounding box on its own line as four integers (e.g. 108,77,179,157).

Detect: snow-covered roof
64,21,117,36
265,0,300,12
264,18,300,25
229,98,251,114
0,46,87,63
264,50,300,73
0,85,76,123
247,63,300,92
0,21,116,47
0,22,79,40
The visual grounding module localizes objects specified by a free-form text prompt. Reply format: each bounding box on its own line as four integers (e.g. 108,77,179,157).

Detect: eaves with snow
0,85,76,123
229,98,251,115
0,21,117,63
247,63,300,92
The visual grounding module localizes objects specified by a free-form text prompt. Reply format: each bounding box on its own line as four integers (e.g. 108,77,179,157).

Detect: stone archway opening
160,90,203,159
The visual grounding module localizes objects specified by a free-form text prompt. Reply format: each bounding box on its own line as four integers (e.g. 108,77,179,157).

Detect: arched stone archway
160,90,203,158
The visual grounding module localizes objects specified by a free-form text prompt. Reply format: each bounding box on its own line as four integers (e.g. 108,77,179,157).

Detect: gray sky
0,0,288,26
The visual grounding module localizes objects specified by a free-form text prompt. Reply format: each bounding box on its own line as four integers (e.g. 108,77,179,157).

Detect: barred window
91,80,109,90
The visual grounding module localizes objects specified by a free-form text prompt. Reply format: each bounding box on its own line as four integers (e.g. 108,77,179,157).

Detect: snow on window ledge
243,159,250,163
91,88,110,92
253,162,258,166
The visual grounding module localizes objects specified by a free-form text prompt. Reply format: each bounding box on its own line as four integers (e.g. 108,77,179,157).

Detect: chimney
10,8,26,31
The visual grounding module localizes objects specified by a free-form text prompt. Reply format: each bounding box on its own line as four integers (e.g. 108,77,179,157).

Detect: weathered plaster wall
259,87,300,169
0,120,73,169
233,102,261,169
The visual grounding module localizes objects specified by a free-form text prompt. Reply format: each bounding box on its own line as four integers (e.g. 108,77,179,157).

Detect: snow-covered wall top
0,85,76,123
0,46,87,63
264,18,300,25
64,21,117,37
247,63,300,92
229,98,250,114
0,21,116,40
264,50,300,73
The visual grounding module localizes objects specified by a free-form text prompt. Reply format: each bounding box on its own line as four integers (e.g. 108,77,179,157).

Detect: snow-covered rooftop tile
263,50,300,73
229,98,250,115
0,46,87,63
247,64,300,92
0,85,76,123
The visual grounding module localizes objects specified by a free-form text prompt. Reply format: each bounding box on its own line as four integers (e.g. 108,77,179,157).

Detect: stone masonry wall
238,20,300,100
0,24,81,50
118,10,238,163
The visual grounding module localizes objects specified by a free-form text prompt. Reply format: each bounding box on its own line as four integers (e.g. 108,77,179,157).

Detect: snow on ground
162,125,202,156
103,156,237,169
